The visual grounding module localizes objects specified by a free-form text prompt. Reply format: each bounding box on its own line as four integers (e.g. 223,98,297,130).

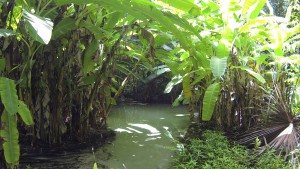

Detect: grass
172,130,291,169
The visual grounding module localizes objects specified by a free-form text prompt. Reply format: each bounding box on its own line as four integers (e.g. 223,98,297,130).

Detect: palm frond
236,83,299,156
236,124,288,145
266,123,298,154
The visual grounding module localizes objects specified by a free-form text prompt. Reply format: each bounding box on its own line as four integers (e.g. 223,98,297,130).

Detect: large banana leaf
0,110,20,165
210,56,227,78
0,77,18,115
54,0,194,53
202,82,221,121
23,9,53,44
18,100,34,125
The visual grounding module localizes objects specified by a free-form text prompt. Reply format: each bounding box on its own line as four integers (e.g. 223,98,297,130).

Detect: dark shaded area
19,128,115,169
123,75,182,104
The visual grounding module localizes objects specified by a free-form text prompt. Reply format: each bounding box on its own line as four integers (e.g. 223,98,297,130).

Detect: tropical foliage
173,130,291,169
0,0,299,168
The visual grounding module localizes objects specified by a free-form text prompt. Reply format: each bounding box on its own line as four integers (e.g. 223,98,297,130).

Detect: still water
95,104,190,169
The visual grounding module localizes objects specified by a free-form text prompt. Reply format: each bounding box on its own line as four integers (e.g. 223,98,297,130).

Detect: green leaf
271,29,284,56
0,110,20,166
210,56,227,78
104,11,122,30
0,77,18,115
242,0,267,19
54,0,196,53
159,0,201,14
52,17,76,40
231,66,266,84
0,29,16,37
83,40,99,75
202,82,221,121
93,162,98,169
54,0,95,6
164,75,183,93
80,20,104,40
23,9,53,44
239,16,287,33
18,100,34,125
216,26,234,57
183,74,192,99
172,92,184,107
143,66,170,84
0,58,6,71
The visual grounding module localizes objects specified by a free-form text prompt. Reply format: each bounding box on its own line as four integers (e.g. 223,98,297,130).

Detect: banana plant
0,76,33,168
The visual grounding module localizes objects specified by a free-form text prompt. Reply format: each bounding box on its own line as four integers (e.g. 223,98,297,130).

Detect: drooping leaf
23,9,53,44
210,56,227,78
80,20,105,40
0,58,5,71
54,0,97,6
202,82,221,121
0,110,20,165
164,75,183,93
271,29,284,56
143,65,170,84
83,40,99,75
159,0,201,14
54,0,195,53
0,77,18,115
104,11,122,30
172,92,184,107
239,16,288,33
183,74,192,99
231,66,266,84
51,17,76,40
242,0,267,19
18,100,34,125
0,29,16,37
216,26,235,57
163,12,201,40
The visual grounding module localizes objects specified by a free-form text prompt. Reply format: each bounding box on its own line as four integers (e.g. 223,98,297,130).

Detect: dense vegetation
173,130,291,169
0,0,299,168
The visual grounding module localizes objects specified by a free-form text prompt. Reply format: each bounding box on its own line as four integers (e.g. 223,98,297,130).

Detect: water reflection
95,104,189,169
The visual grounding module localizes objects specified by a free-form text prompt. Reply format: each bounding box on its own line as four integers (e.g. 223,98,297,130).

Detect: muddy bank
19,129,115,169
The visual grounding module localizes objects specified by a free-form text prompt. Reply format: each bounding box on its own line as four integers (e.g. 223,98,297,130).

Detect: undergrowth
172,130,291,169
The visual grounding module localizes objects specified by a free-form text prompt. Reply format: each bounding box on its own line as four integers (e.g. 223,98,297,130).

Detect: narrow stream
96,104,190,169
19,104,189,169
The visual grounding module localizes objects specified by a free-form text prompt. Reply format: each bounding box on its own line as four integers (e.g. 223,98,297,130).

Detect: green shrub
172,130,290,169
